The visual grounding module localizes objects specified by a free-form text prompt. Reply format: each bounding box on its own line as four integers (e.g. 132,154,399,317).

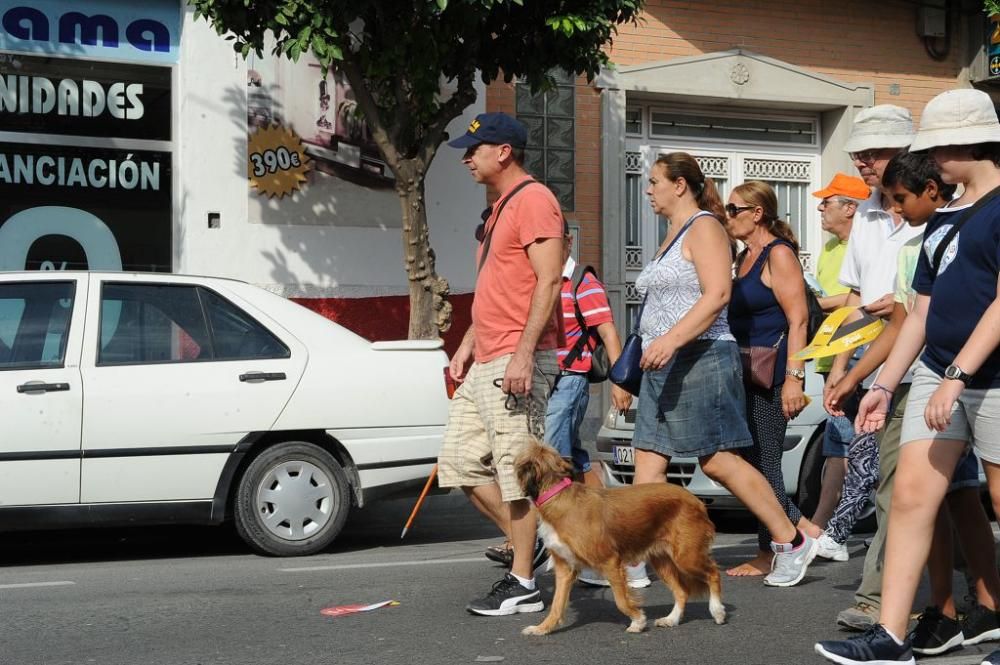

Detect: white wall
176,10,484,298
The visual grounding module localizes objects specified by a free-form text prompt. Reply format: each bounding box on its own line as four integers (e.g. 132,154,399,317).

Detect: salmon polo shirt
472,177,564,363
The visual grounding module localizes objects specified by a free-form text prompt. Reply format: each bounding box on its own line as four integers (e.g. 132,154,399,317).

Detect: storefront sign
0,54,171,140
248,124,312,198
0,0,181,65
0,141,171,272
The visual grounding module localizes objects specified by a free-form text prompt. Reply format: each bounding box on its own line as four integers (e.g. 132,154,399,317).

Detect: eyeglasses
492,378,519,411
724,203,755,217
474,206,492,242
849,149,885,164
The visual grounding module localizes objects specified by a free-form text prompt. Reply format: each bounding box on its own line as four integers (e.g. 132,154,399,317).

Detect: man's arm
818,292,850,312
503,237,563,395
449,324,475,382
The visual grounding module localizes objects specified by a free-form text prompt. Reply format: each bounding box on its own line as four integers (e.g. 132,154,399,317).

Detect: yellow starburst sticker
247,124,312,198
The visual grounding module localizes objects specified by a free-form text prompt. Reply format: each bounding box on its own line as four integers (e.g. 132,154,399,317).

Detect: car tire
796,425,876,534
234,441,351,556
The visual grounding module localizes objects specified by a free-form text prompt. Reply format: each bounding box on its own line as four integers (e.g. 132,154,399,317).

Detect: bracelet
871,383,894,398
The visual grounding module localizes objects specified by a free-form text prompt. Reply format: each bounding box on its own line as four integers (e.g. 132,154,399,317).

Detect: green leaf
435,0,447,9
274,12,288,26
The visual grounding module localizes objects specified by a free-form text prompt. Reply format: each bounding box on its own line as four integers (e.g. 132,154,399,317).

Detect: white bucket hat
844,105,914,153
910,88,1000,152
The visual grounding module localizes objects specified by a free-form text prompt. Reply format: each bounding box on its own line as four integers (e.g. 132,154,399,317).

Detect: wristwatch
944,364,972,384
785,368,806,380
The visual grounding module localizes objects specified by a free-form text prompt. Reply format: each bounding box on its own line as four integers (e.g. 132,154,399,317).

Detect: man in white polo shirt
825,105,925,631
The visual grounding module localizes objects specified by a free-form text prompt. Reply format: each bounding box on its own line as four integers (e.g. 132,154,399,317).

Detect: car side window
200,288,289,360
99,284,212,365
0,281,76,370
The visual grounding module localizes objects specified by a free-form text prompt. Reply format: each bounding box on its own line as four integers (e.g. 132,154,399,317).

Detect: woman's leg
824,432,880,544
728,384,801,576
926,504,956,616
700,449,797,545
633,448,669,485
878,438,964,640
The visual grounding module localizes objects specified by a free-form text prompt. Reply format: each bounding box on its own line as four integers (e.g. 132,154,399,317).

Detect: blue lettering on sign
0,1,180,64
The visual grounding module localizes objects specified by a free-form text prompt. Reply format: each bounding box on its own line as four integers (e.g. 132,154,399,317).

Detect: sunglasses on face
724,203,755,218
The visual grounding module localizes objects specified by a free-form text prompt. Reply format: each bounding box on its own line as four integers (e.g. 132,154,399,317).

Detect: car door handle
17,381,70,393
239,371,286,383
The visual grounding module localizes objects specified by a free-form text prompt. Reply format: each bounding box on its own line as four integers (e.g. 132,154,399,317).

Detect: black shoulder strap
563,265,600,367
477,179,537,274
932,184,1000,275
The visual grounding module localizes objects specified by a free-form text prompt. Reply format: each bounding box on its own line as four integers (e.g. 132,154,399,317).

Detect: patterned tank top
636,211,735,349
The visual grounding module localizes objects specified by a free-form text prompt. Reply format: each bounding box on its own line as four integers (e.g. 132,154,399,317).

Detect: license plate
613,445,634,466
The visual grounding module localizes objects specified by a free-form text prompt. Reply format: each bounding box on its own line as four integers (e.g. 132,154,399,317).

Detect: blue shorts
948,449,980,494
633,339,753,459
819,373,861,458
543,372,591,473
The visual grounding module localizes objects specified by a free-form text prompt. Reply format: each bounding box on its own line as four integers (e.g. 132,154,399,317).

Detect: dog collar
534,477,572,506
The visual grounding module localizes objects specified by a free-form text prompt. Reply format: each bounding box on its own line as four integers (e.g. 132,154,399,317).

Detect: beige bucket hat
910,88,1000,152
844,105,914,153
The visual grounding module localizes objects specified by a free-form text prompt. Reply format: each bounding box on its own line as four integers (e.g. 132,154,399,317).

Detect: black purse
609,212,707,397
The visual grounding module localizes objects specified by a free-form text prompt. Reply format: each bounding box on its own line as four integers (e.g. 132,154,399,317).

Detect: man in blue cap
437,112,565,616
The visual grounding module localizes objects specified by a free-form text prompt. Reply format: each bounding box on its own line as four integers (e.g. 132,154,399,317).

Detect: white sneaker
578,563,651,589
764,532,818,587
815,533,849,562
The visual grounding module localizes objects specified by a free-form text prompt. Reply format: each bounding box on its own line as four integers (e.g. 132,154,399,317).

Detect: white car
0,271,450,556
594,369,877,528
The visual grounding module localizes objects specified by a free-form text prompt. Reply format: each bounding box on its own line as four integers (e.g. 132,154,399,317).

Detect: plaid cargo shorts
437,351,558,501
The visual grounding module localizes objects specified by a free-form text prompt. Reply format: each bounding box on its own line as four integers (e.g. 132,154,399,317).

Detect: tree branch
338,56,401,171
418,68,477,167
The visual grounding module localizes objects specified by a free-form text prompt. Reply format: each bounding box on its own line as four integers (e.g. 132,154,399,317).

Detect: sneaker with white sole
816,532,849,562
815,624,915,664
578,563,651,589
763,532,818,587
531,538,551,575
962,603,1000,646
909,606,964,656
466,573,544,616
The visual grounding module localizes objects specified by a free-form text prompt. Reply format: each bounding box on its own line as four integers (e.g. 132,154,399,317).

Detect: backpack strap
562,265,600,368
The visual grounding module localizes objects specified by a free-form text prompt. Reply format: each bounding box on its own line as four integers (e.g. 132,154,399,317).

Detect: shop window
516,70,575,211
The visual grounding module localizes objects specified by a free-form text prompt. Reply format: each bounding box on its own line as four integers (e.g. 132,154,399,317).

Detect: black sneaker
466,573,544,616
963,603,1000,646
909,606,964,655
982,648,1000,664
814,625,915,664
532,538,551,574
484,541,513,567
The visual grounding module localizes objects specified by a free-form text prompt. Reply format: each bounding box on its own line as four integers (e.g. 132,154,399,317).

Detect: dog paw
625,613,647,633
709,600,727,625
521,625,549,636
655,608,682,628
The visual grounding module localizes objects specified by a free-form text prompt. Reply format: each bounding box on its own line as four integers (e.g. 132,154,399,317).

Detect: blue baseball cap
448,112,528,149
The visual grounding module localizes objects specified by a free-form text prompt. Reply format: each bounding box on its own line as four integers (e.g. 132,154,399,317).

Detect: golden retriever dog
514,442,726,635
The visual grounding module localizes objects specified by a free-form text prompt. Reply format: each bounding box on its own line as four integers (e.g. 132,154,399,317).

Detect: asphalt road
0,492,996,665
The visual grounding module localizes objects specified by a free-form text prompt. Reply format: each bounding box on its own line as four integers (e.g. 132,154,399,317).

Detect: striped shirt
559,258,614,373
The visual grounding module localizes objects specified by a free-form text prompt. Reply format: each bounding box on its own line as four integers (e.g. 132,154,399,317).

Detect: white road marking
279,557,484,572
0,581,75,590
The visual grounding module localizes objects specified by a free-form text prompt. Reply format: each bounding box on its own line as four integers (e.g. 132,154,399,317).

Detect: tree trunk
396,160,452,340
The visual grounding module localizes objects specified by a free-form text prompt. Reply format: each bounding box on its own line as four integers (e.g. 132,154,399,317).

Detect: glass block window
649,110,817,146
517,70,575,211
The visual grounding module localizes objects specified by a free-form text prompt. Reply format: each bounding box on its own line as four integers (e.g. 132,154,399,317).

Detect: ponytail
697,177,726,224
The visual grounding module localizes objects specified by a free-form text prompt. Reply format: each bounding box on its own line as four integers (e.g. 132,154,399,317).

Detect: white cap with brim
910,88,1000,152
843,104,914,153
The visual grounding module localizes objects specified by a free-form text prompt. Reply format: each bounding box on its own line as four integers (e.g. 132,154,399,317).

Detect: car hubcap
256,460,335,541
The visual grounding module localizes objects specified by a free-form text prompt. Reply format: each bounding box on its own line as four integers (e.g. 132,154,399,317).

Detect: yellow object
794,306,884,361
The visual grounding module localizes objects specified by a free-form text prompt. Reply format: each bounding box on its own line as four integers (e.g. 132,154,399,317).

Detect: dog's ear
516,455,540,500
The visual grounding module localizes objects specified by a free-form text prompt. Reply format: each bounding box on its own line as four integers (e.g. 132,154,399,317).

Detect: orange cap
812,173,871,200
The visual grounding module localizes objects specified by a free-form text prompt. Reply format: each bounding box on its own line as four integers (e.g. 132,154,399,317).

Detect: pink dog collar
534,477,572,506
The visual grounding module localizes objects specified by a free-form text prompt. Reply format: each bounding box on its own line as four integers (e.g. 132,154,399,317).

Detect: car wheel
234,441,351,556
796,425,876,534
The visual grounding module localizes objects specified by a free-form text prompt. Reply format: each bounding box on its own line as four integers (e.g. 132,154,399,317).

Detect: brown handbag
739,332,785,390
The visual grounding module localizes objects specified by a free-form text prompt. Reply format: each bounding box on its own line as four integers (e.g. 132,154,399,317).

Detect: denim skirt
632,338,753,459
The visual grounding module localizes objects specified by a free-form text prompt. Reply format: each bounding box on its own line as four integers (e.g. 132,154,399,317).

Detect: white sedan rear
0,272,450,556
